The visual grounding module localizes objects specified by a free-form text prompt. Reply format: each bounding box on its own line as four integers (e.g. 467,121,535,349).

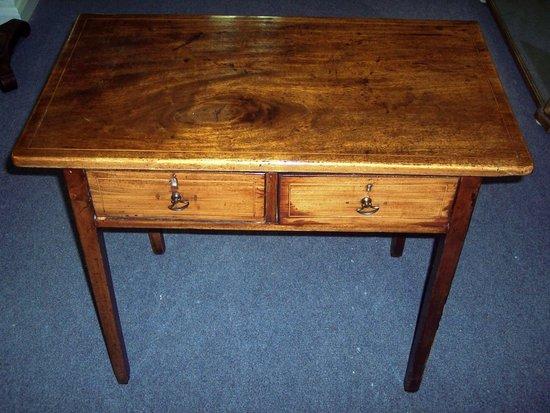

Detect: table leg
148,231,166,254
390,235,406,257
404,177,480,392
64,169,130,384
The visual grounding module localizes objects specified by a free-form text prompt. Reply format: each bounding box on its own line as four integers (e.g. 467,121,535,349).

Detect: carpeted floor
1,0,549,411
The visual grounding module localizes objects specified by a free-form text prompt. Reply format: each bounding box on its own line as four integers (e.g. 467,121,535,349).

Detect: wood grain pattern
94,219,447,234
265,172,279,223
12,14,532,176
279,175,458,233
87,170,265,223
9,15,530,390
63,169,130,384
404,176,481,392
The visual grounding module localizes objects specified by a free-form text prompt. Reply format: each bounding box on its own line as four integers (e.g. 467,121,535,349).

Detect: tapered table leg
391,235,406,257
404,177,481,392
64,169,130,384
148,231,166,254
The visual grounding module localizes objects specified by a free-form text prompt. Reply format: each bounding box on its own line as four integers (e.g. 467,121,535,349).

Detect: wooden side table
11,15,533,392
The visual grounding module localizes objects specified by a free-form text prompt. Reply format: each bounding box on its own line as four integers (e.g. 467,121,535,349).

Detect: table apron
87,170,459,234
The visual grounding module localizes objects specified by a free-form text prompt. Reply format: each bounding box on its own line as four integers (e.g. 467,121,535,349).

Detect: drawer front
279,175,458,232
88,171,266,223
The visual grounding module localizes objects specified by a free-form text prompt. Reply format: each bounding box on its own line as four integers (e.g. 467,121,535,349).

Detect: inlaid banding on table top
11,14,534,391
11,14,532,177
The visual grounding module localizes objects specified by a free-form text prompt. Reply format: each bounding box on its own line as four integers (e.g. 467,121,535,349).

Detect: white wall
0,0,38,24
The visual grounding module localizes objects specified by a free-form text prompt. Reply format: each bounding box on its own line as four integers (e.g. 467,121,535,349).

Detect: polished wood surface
279,175,457,233
265,172,279,224
94,219,441,233
12,14,532,176
148,231,166,254
404,176,481,392
10,15,532,391
87,170,266,223
63,169,129,384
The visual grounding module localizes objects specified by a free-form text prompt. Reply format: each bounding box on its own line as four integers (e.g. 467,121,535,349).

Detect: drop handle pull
169,192,190,211
356,183,380,216
168,174,190,211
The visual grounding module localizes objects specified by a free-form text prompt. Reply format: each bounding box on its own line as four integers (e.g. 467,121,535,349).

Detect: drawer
87,171,266,223
278,175,458,233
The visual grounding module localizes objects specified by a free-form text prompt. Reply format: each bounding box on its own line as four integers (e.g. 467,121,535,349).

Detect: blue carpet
1,0,549,411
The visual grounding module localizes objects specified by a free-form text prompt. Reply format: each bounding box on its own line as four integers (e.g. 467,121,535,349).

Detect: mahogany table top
12,14,533,176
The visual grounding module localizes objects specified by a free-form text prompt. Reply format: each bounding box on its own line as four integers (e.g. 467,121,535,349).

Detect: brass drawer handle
168,174,190,211
356,196,380,215
169,192,190,211
356,183,380,216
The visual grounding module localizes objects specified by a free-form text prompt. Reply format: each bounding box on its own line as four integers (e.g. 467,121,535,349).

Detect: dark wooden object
63,169,130,384
391,236,406,257
148,232,166,254
404,177,481,392
11,15,533,390
265,172,279,224
0,19,30,92
12,15,533,176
